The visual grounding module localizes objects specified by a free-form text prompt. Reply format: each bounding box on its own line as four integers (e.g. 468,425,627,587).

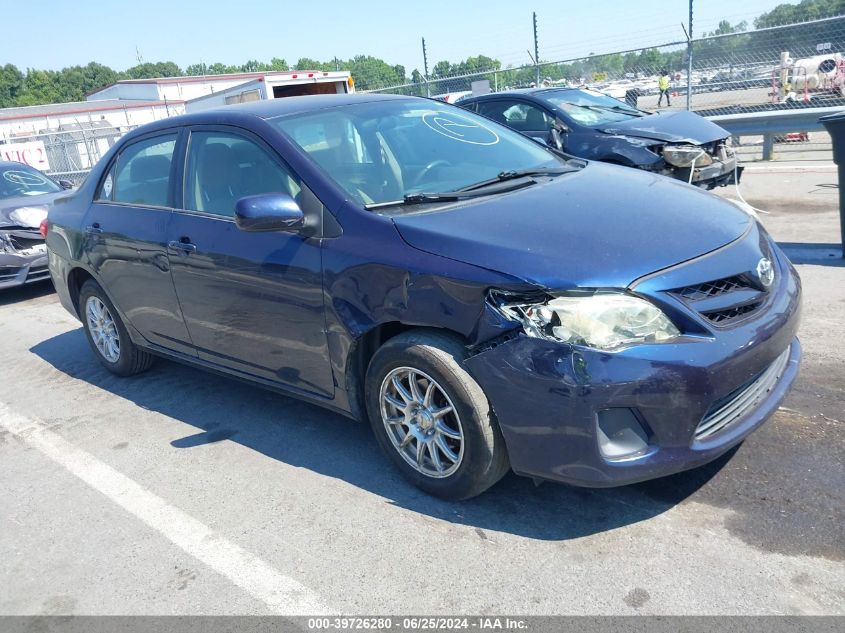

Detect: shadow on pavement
0,280,54,306
30,327,732,542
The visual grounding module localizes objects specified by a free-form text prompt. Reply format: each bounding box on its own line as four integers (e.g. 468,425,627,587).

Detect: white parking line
742,164,837,171
0,402,331,615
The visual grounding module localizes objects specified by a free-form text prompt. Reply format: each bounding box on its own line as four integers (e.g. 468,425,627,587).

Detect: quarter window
184,131,300,218
109,134,177,207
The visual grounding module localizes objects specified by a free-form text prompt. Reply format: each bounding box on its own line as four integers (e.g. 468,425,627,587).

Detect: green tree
755,0,845,27
0,64,24,108
125,61,182,79
17,69,62,106
185,63,209,76
344,55,405,90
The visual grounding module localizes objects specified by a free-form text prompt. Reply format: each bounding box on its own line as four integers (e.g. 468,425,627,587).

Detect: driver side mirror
58,179,74,190
234,192,304,232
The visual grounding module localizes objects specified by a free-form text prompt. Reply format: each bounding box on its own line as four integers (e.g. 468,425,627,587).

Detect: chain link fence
368,15,845,159
1,122,137,186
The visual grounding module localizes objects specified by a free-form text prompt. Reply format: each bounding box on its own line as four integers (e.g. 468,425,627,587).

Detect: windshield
271,99,563,206
541,89,645,127
0,163,61,200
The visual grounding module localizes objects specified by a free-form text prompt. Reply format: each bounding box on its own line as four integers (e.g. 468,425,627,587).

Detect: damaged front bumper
465,332,799,487
0,233,50,289
667,146,743,190
685,156,743,189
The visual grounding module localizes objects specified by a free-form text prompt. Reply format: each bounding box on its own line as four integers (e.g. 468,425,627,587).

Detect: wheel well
344,323,466,422
66,267,95,317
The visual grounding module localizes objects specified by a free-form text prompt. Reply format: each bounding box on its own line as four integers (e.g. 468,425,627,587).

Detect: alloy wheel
379,367,465,478
85,296,121,363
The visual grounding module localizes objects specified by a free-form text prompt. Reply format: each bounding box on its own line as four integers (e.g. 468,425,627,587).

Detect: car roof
125,93,419,138
209,92,413,118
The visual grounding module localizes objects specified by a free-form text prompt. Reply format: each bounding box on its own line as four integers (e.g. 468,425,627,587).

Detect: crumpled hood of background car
0,191,64,228
392,162,752,290
600,110,730,144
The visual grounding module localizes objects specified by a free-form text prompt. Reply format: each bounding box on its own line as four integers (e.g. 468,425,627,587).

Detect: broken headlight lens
497,293,680,350
663,145,713,168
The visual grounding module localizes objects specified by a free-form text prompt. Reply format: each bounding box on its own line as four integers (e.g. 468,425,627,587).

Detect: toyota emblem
756,257,775,288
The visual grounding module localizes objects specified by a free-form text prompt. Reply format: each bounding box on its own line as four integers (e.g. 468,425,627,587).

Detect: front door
167,128,334,398
82,131,196,356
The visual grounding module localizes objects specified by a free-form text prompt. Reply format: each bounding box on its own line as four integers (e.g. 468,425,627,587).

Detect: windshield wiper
365,176,543,209
459,166,576,192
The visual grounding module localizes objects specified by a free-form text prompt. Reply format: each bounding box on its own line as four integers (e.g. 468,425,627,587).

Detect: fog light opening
597,408,651,461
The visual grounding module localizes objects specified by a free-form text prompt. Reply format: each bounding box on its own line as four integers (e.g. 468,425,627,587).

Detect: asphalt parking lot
1,166,843,616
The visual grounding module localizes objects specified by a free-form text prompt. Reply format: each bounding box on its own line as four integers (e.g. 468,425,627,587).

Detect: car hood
0,191,64,228
600,110,729,144
391,162,752,289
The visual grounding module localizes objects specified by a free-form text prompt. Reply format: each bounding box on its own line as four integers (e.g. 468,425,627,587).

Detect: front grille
671,273,766,326
0,267,21,281
694,347,791,441
677,276,749,301
26,264,50,282
701,302,762,324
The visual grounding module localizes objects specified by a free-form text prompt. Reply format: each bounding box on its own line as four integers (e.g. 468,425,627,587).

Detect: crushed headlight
663,145,713,168
494,291,680,350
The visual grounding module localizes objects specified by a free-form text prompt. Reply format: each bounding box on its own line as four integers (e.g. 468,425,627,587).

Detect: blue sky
9,0,785,74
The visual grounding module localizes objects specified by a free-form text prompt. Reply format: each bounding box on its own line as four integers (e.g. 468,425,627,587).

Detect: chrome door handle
168,240,197,255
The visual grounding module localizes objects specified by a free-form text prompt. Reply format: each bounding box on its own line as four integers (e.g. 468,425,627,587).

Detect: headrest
130,154,171,183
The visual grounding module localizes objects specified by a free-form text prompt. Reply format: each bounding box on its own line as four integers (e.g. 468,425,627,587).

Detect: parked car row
36,93,800,501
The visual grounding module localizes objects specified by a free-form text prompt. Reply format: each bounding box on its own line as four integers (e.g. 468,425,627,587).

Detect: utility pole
334,56,339,72
533,12,540,86
687,0,693,110
422,37,430,97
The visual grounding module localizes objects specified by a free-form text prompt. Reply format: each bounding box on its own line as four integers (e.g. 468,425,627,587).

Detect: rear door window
108,134,178,207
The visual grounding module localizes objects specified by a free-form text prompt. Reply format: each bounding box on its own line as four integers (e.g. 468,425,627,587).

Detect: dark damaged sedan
460,88,743,189
46,95,800,500
1,161,72,289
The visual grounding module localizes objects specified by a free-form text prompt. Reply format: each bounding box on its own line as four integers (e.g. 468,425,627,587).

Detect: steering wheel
411,159,452,188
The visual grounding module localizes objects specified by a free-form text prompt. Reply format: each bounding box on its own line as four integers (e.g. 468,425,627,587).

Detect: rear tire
79,279,154,377
365,330,509,500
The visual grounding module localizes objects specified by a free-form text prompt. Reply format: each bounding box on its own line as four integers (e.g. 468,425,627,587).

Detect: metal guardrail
707,106,845,160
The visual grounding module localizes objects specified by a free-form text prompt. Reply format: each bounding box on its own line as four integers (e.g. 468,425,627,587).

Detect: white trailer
185,71,354,113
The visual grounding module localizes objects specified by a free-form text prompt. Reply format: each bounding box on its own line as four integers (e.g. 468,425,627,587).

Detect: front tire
79,279,154,377
365,330,509,500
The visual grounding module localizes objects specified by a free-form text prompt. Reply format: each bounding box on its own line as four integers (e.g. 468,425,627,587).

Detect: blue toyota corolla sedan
45,94,801,500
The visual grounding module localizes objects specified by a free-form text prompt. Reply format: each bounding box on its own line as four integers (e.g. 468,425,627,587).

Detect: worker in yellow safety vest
658,70,671,107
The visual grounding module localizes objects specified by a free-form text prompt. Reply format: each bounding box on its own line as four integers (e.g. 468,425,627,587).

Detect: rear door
166,126,334,397
82,131,196,356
